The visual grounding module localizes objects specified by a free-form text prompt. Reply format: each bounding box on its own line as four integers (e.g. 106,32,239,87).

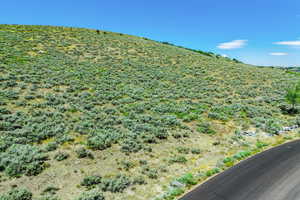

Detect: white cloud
274,40,300,47
269,52,288,56
217,40,247,50
221,54,228,57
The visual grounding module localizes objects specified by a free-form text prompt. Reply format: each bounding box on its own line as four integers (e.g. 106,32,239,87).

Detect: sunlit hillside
0,25,299,200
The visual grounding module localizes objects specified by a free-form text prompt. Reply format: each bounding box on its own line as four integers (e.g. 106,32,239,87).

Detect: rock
242,131,256,137
170,180,185,188
278,130,284,134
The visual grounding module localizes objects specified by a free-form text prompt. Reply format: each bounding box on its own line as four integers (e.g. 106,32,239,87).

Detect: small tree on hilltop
285,85,300,112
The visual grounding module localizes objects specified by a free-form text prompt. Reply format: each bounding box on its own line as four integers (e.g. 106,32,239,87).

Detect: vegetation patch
0,24,299,200
0,144,47,177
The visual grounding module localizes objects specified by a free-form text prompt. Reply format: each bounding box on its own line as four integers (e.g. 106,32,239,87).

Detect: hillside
0,25,299,200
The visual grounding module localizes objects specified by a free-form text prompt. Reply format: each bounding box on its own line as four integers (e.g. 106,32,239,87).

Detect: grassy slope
0,24,299,200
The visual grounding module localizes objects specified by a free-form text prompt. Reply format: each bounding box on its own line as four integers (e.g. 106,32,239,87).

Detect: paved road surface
180,140,300,200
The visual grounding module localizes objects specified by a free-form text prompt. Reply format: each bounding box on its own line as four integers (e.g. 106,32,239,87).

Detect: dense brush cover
0,25,298,200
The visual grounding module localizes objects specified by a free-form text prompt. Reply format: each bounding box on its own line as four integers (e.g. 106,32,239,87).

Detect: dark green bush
41,186,60,195
191,148,201,154
139,160,148,165
205,168,220,177
177,173,197,186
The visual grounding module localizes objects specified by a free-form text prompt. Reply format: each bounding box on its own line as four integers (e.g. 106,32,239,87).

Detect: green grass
0,24,299,200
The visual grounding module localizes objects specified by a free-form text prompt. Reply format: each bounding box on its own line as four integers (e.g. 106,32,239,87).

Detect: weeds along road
180,139,300,200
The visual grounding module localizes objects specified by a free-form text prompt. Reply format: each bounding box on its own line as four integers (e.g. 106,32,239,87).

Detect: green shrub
132,176,146,185
295,116,300,126
285,86,300,111
205,168,220,177
208,112,228,121
196,122,215,135
75,147,94,159
169,156,187,164
141,167,159,179
264,119,281,135
81,175,102,187
55,135,74,144
41,186,60,195
120,139,142,153
43,142,58,152
76,189,105,200
120,160,134,171
54,152,69,161
182,113,198,122
100,175,131,193
0,144,47,177
223,157,234,164
233,151,251,160
168,188,184,197
139,160,148,165
191,148,201,154
256,141,268,148
176,147,190,154
177,173,197,186
37,195,60,200
87,132,117,151
0,188,32,200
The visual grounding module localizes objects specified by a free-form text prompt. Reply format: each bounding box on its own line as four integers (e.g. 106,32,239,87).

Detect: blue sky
1,0,300,66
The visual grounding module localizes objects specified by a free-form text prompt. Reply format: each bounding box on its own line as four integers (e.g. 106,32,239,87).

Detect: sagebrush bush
196,122,215,135
0,144,47,177
0,188,32,200
176,147,190,154
141,167,159,179
43,142,58,152
132,176,146,185
120,160,134,171
37,195,60,200
120,139,142,153
191,148,201,154
41,186,60,195
75,147,94,159
76,189,105,200
100,175,131,193
81,175,102,187
169,156,187,164
87,133,116,150
54,152,69,161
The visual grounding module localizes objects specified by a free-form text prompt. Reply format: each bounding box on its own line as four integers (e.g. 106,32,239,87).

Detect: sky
1,0,300,66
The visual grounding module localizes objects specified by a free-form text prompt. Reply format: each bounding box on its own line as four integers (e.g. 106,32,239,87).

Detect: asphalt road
180,139,300,200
